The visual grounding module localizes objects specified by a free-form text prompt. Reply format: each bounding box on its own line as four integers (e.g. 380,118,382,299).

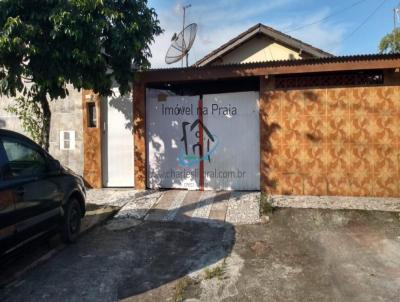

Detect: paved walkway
94,190,260,225
87,189,400,227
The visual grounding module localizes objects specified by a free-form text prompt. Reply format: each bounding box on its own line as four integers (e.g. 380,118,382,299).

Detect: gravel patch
271,195,400,212
163,191,187,221
115,191,163,220
86,189,163,221
191,191,216,221
86,189,136,207
225,191,260,225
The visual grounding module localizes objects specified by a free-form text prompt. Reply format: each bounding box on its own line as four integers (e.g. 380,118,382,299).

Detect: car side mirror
47,159,61,172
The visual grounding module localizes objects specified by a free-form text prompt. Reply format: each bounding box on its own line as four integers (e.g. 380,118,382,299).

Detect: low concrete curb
271,195,400,212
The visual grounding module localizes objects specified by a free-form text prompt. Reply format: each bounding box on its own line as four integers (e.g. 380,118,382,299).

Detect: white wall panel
203,91,260,190
146,89,199,189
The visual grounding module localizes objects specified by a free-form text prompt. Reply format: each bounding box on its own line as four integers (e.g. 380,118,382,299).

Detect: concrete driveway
1,208,399,302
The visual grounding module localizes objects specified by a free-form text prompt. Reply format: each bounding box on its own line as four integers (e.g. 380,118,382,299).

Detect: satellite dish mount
165,4,197,67
181,4,191,67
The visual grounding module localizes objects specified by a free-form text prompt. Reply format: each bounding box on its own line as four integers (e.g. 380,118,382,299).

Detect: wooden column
133,82,146,190
82,90,102,188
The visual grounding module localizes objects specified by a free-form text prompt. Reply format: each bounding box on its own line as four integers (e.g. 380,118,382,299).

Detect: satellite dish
165,23,197,66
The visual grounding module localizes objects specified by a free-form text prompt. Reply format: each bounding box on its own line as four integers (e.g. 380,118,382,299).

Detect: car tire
61,198,82,243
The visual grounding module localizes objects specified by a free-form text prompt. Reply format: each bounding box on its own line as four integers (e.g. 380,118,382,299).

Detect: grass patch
203,260,226,280
174,277,197,302
259,193,274,216
174,260,228,301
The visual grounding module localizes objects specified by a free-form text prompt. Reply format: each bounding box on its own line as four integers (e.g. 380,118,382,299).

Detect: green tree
379,28,400,54
0,0,161,150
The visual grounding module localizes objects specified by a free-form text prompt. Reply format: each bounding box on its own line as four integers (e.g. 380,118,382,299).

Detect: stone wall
0,85,84,175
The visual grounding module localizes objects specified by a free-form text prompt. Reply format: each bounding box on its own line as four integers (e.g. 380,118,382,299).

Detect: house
0,23,326,189
4,23,400,198
130,54,400,196
195,23,332,66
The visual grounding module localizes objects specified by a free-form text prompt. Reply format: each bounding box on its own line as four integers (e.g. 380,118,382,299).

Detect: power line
342,0,388,41
283,0,371,33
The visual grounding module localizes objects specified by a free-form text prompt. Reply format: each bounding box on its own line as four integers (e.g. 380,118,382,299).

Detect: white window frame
60,130,76,150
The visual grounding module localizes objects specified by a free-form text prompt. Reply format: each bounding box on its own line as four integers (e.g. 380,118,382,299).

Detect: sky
147,0,400,68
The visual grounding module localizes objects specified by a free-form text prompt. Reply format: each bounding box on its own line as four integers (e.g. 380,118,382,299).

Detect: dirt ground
1,208,400,302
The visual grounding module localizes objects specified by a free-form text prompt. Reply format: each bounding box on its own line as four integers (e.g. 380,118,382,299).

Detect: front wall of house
213,36,304,65
0,85,84,175
260,83,400,197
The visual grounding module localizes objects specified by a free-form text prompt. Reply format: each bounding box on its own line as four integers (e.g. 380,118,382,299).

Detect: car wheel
61,198,82,243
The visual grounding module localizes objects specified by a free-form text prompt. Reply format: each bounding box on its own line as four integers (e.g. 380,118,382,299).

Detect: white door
102,88,134,187
203,91,260,190
146,89,199,189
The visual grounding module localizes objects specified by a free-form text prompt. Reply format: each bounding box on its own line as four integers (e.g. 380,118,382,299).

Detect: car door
0,135,63,242
0,142,16,252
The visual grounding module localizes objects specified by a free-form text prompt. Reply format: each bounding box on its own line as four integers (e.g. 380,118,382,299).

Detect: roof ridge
195,23,333,67
258,24,332,57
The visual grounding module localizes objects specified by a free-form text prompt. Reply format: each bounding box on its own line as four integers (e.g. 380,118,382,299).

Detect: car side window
0,142,7,181
1,137,47,179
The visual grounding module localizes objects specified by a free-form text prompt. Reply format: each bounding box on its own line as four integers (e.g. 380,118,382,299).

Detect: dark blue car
0,129,86,256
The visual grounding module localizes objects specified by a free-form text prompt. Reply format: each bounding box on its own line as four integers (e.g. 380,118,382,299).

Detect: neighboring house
195,23,332,66
0,84,134,188
0,86,84,175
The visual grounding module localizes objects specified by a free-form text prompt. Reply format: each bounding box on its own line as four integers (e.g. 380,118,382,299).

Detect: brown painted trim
259,76,270,193
133,83,146,190
82,90,102,188
140,58,400,84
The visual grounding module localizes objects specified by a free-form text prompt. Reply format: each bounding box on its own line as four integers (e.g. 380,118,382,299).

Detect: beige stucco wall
212,36,306,65
0,85,84,175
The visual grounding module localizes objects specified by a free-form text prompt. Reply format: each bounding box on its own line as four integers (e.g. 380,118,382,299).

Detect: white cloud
272,9,349,54
148,1,349,68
